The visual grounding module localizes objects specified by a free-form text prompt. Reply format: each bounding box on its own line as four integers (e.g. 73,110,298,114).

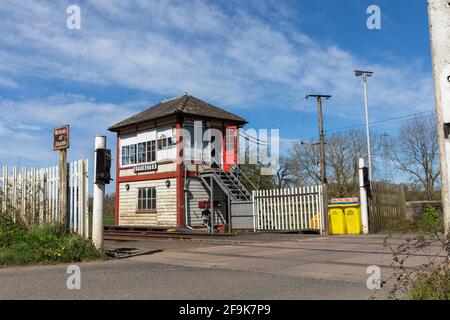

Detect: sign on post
53,125,70,150
53,125,69,227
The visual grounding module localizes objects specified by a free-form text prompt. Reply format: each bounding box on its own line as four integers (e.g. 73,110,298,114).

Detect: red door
223,126,237,172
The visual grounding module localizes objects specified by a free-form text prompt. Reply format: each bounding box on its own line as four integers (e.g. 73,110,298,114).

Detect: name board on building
133,163,158,173
53,125,70,150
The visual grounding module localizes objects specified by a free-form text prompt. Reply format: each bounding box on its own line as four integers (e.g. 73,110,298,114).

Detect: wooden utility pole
428,0,450,237
306,94,331,184
306,94,331,235
53,125,69,228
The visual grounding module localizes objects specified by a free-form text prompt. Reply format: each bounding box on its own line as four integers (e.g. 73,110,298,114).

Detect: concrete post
428,0,450,237
92,136,106,249
359,158,369,234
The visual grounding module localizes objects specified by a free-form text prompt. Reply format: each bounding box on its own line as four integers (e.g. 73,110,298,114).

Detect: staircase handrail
230,165,257,192
200,161,250,200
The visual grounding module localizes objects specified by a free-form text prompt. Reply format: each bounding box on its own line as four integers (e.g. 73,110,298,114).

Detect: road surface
0,233,437,299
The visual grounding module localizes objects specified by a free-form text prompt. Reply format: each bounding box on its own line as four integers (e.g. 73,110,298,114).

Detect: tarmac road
0,233,437,300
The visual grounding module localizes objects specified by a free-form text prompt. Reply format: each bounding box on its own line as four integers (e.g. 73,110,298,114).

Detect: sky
0,0,434,190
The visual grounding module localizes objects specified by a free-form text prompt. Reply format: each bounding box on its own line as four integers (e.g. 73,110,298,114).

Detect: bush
0,222,107,266
409,268,450,300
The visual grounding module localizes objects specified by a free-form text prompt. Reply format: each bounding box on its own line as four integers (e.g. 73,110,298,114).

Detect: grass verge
0,222,108,266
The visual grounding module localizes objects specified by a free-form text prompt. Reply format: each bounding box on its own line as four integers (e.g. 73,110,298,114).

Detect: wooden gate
368,182,406,233
253,185,325,233
0,159,89,237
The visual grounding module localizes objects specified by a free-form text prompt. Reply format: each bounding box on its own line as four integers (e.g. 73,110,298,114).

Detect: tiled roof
108,94,248,131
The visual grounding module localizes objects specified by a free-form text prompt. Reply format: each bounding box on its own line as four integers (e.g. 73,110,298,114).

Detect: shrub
409,268,450,300
380,231,450,300
0,222,107,266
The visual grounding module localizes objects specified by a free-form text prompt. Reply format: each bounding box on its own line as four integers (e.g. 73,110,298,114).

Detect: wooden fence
253,185,325,233
0,159,89,237
368,181,406,233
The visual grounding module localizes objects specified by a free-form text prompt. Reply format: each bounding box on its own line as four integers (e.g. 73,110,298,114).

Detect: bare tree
288,141,321,186
392,117,440,200
288,130,378,197
273,156,292,188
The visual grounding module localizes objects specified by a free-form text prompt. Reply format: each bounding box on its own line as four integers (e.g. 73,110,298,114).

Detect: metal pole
210,177,214,234
363,76,373,181
359,158,370,234
92,136,106,249
428,0,450,237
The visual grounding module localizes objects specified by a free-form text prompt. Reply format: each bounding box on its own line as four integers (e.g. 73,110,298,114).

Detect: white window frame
137,187,157,212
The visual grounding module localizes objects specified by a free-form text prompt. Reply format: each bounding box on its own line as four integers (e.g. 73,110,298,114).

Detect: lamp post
355,70,374,182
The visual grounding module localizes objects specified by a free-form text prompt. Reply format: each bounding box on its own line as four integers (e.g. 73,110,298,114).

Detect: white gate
0,159,89,237
253,185,325,233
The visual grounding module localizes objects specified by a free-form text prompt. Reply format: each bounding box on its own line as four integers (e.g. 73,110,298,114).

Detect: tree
273,156,292,188
287,130,378,197
392,117,440,200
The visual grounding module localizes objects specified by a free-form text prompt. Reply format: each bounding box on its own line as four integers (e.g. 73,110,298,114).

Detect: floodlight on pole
355,70,374,182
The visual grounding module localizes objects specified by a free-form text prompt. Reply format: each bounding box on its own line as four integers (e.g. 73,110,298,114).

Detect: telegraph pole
306,94,331,184
428,0,450,237
306,94,331,235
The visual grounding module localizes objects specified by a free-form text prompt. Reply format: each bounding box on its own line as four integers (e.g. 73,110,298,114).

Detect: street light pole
355,70,374,182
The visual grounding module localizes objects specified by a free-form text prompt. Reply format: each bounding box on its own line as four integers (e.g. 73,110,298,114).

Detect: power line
279,110,436,144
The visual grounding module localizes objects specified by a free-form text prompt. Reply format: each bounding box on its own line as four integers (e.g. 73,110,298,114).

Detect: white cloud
0,0,433,118
0,0,435,169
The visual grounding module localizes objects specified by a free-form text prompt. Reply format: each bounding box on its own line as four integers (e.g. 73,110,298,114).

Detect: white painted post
428,0,450,237
359,158,370,234
92,136,106,249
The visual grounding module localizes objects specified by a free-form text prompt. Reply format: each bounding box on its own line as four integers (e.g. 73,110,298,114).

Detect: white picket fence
0,159,89,237
252,185,325,233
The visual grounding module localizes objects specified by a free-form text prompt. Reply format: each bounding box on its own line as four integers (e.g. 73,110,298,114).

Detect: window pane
147,141,155,162
138,143,146,163
130,145,136,164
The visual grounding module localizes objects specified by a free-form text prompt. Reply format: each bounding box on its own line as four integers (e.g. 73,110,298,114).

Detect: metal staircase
199,164,255,202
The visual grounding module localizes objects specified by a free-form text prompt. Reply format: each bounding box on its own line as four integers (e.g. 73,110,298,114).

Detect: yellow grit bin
328,199,362,235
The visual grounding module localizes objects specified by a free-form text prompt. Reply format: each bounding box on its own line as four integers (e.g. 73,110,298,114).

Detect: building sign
53,125,70,150
133,163,158,173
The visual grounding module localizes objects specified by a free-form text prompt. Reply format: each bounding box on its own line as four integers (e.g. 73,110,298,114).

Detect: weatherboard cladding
108,94,248,131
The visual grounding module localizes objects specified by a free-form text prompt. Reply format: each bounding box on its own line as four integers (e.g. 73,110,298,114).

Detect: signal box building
108,94,251,229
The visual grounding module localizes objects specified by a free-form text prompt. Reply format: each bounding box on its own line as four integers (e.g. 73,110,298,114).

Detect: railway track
103,228,235,241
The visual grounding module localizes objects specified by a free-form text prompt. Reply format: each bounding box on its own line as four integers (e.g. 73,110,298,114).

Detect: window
121,145,136,166
146,140,156,162
122,141,156,166
225,128,236,151
158,137,174,150
137,187,156,212
122,146,130,166
129,144,137,164
138,142,146,163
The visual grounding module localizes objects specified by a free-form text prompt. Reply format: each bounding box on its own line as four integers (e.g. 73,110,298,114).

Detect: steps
199,166,252,202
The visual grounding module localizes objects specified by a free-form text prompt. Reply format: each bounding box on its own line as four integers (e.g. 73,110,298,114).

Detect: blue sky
0,0,434,189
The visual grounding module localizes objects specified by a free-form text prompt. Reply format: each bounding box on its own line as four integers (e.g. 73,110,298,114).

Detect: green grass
384,205,444,235
103,213,115,226
0,222,108,266
409,269,450,300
